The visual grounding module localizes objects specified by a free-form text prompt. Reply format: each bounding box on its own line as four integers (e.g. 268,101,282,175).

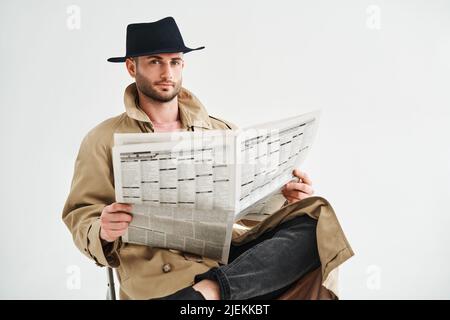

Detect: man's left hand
281,169,314,204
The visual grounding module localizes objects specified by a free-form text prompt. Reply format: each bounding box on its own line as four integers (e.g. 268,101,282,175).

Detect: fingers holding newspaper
100,203,133,242
281,169,314,204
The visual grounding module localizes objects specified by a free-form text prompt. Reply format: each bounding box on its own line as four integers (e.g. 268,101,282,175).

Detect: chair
106,267,116,300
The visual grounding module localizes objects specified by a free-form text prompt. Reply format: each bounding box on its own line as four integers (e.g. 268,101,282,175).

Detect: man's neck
137,90,179,123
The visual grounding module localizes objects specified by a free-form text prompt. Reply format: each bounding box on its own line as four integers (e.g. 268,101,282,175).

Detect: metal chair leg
106,267,116,300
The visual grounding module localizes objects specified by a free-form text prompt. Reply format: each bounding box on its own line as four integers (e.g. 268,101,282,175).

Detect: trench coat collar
123,82,213,130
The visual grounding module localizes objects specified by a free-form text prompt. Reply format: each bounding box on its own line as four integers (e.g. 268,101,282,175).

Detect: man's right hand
100,203,133,242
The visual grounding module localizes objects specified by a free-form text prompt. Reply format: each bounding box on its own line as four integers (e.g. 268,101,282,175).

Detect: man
63,17,354,300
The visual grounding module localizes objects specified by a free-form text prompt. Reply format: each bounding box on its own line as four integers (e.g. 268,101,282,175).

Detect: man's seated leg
193,214,320,300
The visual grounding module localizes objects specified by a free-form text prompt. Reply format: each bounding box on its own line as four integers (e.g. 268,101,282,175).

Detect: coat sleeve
62,129,121,268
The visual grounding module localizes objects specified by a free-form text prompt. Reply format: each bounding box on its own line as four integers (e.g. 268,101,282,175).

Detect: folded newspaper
112,111,320,263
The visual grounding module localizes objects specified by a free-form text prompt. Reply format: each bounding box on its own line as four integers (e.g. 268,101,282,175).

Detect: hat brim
107,46,205,63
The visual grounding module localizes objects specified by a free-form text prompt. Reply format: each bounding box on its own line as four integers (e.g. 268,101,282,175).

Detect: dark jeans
194,214,321,300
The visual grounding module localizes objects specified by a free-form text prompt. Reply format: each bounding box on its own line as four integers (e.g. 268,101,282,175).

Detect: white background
1,0,449,299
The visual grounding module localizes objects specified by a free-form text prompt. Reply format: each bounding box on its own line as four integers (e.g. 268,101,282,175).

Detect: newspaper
112,111,320,263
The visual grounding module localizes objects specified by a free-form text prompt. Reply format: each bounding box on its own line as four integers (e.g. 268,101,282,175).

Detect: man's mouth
156,82,174,87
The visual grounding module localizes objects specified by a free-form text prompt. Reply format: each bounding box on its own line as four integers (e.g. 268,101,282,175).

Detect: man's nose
161,63,173,80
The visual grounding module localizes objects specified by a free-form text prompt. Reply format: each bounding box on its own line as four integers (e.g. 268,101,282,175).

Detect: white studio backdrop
0,0,449,299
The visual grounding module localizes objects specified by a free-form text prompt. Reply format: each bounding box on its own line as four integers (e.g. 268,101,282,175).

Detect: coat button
162,263,172,273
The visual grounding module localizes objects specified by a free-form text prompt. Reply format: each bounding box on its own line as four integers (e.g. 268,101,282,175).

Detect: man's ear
125,58,136,78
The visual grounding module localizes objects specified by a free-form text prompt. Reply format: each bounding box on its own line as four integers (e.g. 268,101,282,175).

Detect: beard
135,72,182,103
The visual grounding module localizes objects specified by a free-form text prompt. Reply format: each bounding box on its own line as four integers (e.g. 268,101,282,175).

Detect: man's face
129,52,184,103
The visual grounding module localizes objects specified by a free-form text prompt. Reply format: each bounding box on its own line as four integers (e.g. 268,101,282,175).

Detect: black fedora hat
107,17,205,63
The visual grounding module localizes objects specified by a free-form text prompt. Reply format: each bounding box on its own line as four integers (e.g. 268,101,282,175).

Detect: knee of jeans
281,215,318,246
283,214,317,229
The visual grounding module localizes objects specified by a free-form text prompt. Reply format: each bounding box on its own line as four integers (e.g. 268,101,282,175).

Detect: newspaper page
112,131,237,263
235,111,320,220
112,111,320,263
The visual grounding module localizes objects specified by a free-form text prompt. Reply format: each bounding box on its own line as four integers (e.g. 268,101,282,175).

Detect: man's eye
150,60,160,64
171,61,181,65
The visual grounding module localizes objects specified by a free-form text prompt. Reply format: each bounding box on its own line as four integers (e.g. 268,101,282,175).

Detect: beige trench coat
62,83,354,300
